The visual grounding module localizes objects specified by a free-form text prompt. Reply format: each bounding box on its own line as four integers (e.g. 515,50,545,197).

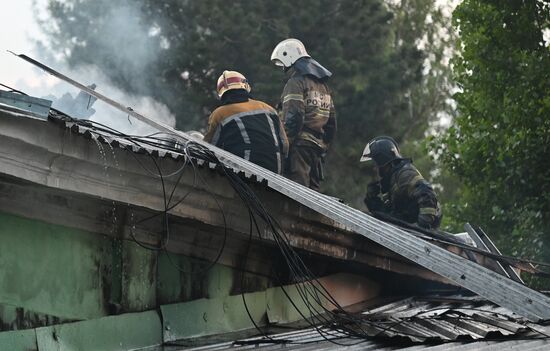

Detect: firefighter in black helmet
360,136,442,229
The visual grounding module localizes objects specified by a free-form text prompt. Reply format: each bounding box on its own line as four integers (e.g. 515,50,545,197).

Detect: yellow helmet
216,70,251,98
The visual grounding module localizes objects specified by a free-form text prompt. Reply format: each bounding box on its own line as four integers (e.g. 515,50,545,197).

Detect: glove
284,112,302,140
366,181,381,198
364,181,385,212
417,214,435,229
285,118,298,138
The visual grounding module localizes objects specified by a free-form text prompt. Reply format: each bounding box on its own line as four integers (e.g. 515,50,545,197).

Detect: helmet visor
360,143,372,162
272,58,285,67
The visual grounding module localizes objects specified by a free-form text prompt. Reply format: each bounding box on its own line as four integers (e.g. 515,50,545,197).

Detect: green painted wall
157,252,206,303
0,329,37,350
121,241,156,312
35,310,162,350
161,290,267,342
156,251,270,305
0,211,272,331
0,212,111,320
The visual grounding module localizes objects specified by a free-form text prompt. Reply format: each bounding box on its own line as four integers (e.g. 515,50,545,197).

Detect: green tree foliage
384,0,458,210
433,0,550,274
40,0,454,206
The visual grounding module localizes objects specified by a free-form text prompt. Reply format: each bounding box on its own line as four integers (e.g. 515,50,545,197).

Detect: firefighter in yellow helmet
204,70,289,174
271,39,336,191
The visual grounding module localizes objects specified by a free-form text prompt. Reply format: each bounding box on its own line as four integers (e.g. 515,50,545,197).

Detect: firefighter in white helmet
204,70,288,174
271,39,336,191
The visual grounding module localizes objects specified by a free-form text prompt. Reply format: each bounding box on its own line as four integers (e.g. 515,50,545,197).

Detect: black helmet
360,136,402,166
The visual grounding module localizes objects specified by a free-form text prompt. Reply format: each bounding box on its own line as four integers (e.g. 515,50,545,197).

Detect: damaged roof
2,90,550,323
52,105,550,323
1,80,550,350
52,108,550,348
0,101,460,284
175,295,550,350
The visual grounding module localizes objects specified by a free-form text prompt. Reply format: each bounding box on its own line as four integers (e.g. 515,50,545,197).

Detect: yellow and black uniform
279,57,336,190
364,159,442,229
204,90,289,174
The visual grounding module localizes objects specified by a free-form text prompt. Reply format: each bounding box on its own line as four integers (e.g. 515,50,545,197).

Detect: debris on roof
176,295,550,350
0,90,51,120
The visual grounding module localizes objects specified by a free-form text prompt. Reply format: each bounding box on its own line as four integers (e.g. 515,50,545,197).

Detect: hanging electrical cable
63,114,381,343
76,120,550,343
26,102,550,343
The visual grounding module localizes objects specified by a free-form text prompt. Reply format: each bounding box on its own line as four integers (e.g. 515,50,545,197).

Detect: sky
0,0,49,90
0,0,461,95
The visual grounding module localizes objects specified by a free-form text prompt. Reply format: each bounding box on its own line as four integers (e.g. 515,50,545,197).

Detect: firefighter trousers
285,141,324,191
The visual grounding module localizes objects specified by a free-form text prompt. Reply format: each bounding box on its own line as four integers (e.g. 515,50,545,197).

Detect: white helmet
270,38,310,68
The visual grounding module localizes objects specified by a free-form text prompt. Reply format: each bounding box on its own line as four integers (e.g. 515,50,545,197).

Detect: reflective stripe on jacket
204,99,289,174
365,159,442,228
280,74,336,150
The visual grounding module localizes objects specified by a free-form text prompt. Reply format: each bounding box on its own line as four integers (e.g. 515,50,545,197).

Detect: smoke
24,0,178,135
24,62,178,136
45,64,176,135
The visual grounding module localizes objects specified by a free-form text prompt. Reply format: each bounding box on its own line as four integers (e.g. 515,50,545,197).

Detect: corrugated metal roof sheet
171,296,550,350
59,116,268,184
356,296,538,342
173,328,550,351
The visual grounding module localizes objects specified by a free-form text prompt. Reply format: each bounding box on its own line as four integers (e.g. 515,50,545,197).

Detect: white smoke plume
48,64,176,135
16,1,178,135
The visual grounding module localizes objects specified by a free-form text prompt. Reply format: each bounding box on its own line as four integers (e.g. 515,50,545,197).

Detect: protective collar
292,57,332,80
380,158,412,191
389,158,412,176
220,89,252,105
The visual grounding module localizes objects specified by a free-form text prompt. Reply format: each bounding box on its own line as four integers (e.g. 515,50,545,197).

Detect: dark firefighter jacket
279,57,336,151
364,159,442,229
204,90,289,174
